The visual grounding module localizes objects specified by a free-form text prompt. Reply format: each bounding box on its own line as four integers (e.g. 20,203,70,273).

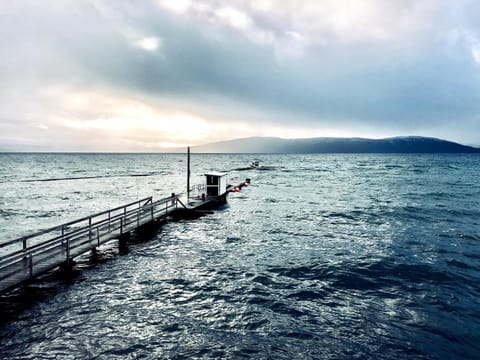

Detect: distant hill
190,136,480,153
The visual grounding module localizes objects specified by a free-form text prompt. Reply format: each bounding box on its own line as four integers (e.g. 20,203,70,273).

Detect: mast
187,146,191,202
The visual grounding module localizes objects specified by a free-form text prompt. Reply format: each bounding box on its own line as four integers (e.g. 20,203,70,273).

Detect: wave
267,259,460,291
18,172,162,182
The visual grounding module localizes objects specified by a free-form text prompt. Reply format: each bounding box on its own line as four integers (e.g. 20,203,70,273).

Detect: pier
0,146,251,295
0,182,250,295
0,194,192,294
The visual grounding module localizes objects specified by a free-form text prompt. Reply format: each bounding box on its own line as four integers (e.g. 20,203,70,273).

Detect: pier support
90,247,98,263
60,258,76,273
132,219,159,242
118,233,131,254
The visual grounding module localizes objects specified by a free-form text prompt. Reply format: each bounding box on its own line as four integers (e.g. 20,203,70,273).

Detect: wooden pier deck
0,194,195,295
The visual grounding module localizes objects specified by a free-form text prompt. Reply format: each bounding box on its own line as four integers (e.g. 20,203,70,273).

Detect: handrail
0,195,180,259
1,196,176,258
176,198,187,209
0,193,189,294
0,196,154,249
190,183,206,192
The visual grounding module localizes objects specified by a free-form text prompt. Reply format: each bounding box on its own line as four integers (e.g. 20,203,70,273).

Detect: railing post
137,202,140,227
23,238,27,251
97,227,100,247
28,253,33,278
151,202,154,220
66,237,70,262
120,218,123,235
89,217,92,243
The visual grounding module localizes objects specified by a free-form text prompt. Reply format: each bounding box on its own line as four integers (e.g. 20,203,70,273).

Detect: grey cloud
2,0,480,147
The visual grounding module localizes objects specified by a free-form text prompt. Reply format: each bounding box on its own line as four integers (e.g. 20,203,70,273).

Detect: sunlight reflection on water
1,153,480,359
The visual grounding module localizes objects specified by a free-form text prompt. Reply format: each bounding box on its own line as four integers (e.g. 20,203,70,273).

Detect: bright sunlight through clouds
1,0,480,151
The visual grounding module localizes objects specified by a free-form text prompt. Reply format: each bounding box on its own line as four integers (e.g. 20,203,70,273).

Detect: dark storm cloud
2,0,480,149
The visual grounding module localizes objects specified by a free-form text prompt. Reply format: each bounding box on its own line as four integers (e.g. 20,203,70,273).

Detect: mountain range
186,136,480,154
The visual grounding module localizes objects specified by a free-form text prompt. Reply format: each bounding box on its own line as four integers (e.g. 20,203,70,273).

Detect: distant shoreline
190,136,480,154
1,136,479,154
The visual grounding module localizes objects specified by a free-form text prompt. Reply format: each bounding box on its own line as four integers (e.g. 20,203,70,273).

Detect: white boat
250,160,261,168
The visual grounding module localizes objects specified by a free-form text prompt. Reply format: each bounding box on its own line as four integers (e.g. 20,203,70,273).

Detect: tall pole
187,146,191,202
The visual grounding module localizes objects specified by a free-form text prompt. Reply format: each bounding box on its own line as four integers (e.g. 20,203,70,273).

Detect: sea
0,153,479,359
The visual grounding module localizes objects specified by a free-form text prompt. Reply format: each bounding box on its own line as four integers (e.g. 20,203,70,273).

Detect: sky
1,0,480,151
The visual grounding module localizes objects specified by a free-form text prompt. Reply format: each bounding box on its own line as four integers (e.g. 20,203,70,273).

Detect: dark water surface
1,153,480,359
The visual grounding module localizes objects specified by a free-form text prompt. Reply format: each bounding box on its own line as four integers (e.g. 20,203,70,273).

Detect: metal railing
0,194,183,294
190,183,206,193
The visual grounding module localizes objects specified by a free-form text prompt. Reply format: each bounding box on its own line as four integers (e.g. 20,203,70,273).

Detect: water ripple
1,154,480,359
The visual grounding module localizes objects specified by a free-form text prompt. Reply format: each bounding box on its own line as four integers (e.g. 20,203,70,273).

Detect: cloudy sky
1,0,480,151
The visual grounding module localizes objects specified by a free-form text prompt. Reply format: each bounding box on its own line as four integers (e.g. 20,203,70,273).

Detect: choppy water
1,153,480,359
